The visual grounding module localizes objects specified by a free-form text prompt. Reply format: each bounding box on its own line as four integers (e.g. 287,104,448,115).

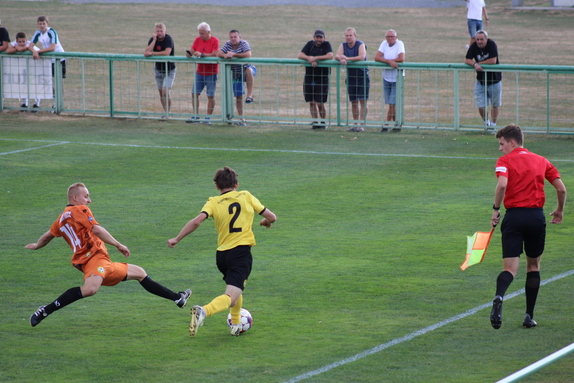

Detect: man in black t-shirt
145,23,176,118
0,20,10,52
298,29,333,130
465,30,502,128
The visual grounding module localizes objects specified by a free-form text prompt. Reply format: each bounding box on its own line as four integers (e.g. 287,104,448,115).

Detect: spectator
335,27,370,132
298,29,333,130
489,125,566,330
465,30,502,128
186,22,219,124
29,15,66,111
25,182,191,328
6,32,40,111
0,19,9,53
218,29,256,126
374,29,405,132
144,23,176,119
466,0,489,48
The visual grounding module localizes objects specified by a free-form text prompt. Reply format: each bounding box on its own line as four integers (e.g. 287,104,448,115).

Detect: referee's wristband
493,205,500,210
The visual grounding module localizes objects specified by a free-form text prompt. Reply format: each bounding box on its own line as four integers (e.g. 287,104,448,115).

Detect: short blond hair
67,182,87,200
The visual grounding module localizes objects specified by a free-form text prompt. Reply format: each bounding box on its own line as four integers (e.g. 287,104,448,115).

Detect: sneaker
346,127,357,132
31,104,39,113
190,305,206,337
175,289,191,308
381,127,389,132
484,119,491,126
20,103,28,113
234,121,247,126
203,117,211,125
355,126,364,132
523,313,538,328
186,117,199,123
490,295,503,330
30,305,48,327
391,128,402,132
230,324,241,336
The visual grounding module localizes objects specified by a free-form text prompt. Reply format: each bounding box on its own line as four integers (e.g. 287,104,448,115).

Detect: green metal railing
2,51,573,133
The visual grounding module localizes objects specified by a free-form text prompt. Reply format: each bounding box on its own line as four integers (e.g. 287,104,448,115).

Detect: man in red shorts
26,182,191,327
489,125,566,329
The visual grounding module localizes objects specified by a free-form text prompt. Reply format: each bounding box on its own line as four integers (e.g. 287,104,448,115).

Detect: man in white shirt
374,29,405,131
29,15,66,109
466,0,489,48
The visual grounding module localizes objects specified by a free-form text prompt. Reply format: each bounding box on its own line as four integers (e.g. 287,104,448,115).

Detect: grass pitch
1,115,573,382
2,1,574,381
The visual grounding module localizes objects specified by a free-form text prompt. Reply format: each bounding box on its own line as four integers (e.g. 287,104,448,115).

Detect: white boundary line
283,269,574,383
0,141,70,156
2,138,574,162
0,138,495,160
496,343,574,383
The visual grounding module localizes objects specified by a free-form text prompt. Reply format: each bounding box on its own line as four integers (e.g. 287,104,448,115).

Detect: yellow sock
203,294,231,317
229,295,243,325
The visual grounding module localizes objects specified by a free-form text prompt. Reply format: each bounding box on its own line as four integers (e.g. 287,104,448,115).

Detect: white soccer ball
227,308,253,333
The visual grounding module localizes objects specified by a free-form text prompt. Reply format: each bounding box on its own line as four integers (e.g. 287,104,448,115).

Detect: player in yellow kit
168,167,276,336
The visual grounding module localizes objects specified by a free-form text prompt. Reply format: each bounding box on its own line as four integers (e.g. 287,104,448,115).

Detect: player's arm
167,212,208,247
549,178,566,224
0,40,9,52
25,230,55,250
259,208,277,228
92,224,130,258
491,175,507,228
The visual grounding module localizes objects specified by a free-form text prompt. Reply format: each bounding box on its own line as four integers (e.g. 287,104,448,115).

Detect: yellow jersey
201,190,266,251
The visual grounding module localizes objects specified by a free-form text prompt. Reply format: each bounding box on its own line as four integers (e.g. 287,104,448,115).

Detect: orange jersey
49,205,109,266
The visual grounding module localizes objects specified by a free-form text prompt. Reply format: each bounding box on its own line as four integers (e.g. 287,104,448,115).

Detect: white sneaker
485,119,491,126
190,305,206,337
230,324,242,336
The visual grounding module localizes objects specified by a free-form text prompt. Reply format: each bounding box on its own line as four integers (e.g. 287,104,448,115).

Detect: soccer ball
227,308,253,333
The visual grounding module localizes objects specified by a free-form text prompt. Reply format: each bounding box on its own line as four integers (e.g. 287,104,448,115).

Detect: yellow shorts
79,254,128,287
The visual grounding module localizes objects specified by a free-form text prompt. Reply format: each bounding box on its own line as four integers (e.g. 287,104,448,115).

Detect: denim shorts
193,73,218,97
154,67,176,90
467,19,483,38
474,81,502,108
383,79,396,105
232,65,257,97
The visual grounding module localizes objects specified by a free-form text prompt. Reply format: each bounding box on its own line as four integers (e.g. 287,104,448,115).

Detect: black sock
139,276,179,301
525,271,541,317
45,287,83,315
495,270,514,298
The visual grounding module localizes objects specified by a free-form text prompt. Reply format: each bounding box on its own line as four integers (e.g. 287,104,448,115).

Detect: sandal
245,96,253,104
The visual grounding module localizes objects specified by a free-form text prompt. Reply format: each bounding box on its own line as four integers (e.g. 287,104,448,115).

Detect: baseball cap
314,29,325,37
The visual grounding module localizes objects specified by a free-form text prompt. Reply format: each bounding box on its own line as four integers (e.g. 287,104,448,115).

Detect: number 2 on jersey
228,202,243,233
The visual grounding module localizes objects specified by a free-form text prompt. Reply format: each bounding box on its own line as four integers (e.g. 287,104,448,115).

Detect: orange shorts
78,254,128,287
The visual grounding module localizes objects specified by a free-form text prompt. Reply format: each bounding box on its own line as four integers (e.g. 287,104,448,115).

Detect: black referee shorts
216,245,253,290
500,208,546,259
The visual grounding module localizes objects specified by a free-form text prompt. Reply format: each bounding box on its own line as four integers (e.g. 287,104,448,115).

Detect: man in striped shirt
218,30,256,126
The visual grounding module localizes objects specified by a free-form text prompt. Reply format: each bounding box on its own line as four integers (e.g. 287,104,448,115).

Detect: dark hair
495,124,523,145
229,29,240,35
213,167,238,189
16,32,27,40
